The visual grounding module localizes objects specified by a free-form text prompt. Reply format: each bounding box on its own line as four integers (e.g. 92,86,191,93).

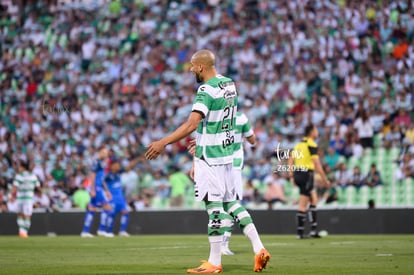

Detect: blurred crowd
0,0,413,212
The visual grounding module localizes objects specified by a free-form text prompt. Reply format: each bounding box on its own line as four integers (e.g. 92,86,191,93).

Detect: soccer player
188,111,266,262
288,123,331,239
102,157,136,237
221,111,257,256
81,146,112,237
11,160,40,238
146,50,270,273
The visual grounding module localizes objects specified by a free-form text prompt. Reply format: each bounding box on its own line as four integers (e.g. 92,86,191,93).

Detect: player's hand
187,139,196,155
90,189,96,198
105,190,112,201
145,140,166,160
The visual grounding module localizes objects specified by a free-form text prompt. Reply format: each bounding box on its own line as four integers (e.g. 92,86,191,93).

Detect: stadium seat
345,186,356,207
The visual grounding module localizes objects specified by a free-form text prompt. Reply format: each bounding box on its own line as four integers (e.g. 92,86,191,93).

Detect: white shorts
17,201,34,216
193,157,236,202
233,168,243,200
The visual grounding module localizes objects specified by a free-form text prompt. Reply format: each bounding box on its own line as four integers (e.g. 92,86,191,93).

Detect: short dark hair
304,123,315,136
20,160,30,170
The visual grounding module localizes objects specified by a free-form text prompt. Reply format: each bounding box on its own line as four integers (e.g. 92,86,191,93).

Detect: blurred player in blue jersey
81,146,112,237
102,157,138,237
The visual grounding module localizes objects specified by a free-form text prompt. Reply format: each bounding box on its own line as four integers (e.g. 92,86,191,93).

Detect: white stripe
197,131,236,146
227,203,240,213
207,109,228,123
192,102,208,117
236,112,248,125
237,210,250,220
200,83,224,99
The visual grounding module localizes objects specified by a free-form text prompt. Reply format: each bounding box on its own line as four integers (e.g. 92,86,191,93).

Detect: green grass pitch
0,235,413,274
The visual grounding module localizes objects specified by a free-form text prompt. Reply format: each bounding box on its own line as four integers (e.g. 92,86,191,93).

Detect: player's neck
202,68,218,83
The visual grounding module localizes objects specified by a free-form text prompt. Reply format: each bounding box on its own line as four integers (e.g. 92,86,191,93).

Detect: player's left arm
288,151,295,185
311,145,331,187
145,111,203,160
242,115,256,146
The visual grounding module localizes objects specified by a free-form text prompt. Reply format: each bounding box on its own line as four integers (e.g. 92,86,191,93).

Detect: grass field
0,235,413,274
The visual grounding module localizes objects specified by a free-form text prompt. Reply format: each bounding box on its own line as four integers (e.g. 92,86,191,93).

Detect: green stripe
195,144,234,159
18,185,37,189
17,196,34,200
205,144,233,158
209,97,232,111
233,142,242,151
205,76,233,88
233,158,242,167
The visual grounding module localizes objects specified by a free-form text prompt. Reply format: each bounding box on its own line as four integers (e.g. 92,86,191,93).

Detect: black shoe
309,233,321,238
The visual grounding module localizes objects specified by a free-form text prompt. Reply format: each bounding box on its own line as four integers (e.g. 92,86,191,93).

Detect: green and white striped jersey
192,74,238,165
233,112,254,170
13,171,40,201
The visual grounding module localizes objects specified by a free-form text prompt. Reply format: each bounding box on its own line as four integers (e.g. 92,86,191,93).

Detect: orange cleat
254,248,271,272
19,232,28,238
187,260,223,274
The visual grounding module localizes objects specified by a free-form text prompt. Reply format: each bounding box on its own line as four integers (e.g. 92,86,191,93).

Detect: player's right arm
102,179,112,201
146,85,209,160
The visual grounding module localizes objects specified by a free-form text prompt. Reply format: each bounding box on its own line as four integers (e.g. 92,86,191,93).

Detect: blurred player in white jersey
11,160,40,238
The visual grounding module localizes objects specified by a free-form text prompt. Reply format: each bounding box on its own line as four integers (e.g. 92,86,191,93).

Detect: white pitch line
330,241,356,245
375,254,393,257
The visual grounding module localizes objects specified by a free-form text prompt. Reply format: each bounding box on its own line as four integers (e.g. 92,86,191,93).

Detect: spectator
262,172,287,210
368,199,375,209
168,166,190,208
394,109,412,128
0,0,412,210
348,166,366,189
354,111,374,149
323,146,342,170
49,183,69,211
152,170,170,207
329,132,346,156
316,167,338,204
335,163,350,189
396,154,414,181
72,184,90,210
366,164,383,188
384,123,402,148
120,161,139,203
33,189,51,210
242,179,259,205
403,123,414,145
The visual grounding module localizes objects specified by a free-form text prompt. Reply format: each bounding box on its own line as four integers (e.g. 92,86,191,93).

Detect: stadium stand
0,0,413,212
